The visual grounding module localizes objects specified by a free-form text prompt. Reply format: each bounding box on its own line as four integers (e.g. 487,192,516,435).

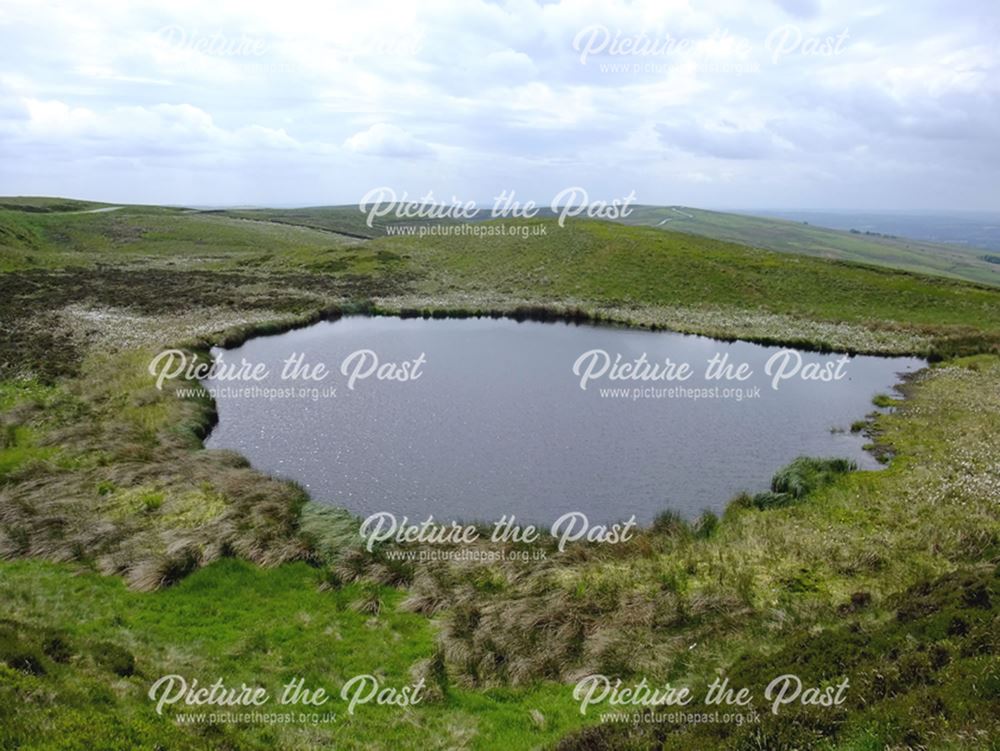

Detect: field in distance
4,196,996,286
218,202,1000,286
619,205,1000,287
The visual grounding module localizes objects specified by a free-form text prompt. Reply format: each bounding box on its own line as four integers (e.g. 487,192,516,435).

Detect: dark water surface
204,316,923,524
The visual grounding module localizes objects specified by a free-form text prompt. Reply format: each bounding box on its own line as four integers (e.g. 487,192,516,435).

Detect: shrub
138,491,164,513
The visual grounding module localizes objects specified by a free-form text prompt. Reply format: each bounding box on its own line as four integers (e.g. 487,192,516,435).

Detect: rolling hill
216,203,1000,286
618,205,1000,286
5,197,997,287
3,198,998,362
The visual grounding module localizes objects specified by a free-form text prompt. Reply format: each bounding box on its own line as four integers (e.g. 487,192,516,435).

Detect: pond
203,316,924,525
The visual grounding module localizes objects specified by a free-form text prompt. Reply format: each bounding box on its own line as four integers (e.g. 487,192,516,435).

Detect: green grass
620,205,1000,287
0,424,54,478
216,203,1000,287
557,564,999,750
0,206,368,272
0,381,63,478
217,206,409,239
734,456,857,510
381,218,1000,333
0,558,589,750
0,196,113,213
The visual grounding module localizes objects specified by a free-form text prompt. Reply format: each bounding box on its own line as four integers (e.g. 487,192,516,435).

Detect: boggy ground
0,203,998,750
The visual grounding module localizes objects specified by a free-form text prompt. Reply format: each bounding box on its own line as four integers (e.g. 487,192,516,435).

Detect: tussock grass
733,456,857,510
0,348,312,589
557,563,1000,750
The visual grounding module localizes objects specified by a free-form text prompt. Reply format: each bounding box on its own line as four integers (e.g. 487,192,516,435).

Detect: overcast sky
0,0,997,209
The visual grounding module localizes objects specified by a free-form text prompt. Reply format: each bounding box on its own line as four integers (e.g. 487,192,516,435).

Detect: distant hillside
0,201,359,272
1,198,999,360
3,198,999,292
215,206,462,240
0,196,113,213
618,206,1000,287
749,209,1000,252
373,217,1000,346
210,204,1000,287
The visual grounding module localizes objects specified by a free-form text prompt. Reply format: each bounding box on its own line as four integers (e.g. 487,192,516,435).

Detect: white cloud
344,123,433,158
6,98,300,156
0,0,996,209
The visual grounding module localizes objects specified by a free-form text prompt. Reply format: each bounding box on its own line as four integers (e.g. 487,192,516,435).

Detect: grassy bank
0,559,589,750
2,352,997,749
376,218,1000,356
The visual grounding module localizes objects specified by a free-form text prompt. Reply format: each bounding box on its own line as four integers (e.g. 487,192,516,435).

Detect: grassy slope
13,197,995,285
0,199,998,749
384,218,999,327
0,559,585,750
375,218,1000,357
4,202,999,334
214,203,1000,286
5,205,1000,362
0,196,114,213
619,205,1000,287
217,205,465,240
0,205,366,273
